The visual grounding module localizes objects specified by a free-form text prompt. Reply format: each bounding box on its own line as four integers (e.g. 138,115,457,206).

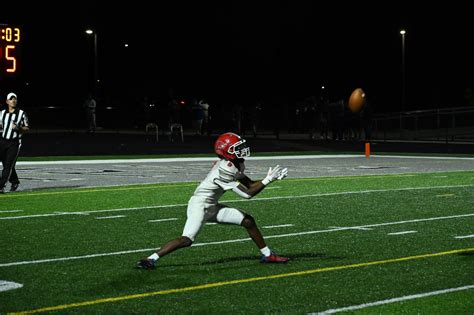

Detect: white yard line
0,210,23,213
148,218,178,223
251,184,474,203
0,280,23,292
388,231,417,235
2,184,474,221
0,249,152,267
16,154,474,166
1,212,472,268
95,215,126,220
313,285,474,314
261,213,474,241
436,194,455,197
329,226,373,231
0,203,187,220
262,224,294,229
454,234,474,239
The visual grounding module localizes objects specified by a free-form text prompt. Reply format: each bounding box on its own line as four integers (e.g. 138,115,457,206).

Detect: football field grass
1,169,473,314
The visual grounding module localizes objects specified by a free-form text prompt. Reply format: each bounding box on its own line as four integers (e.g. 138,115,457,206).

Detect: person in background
83,93,97,133
198,98,210,135
191,98,204,135
0,92,29,193
249,101,262,138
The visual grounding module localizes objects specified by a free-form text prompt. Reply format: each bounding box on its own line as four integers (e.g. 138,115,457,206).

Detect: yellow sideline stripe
9,247,473,315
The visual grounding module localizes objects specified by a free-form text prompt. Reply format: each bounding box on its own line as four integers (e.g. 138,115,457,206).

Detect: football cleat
260,252,290,263
10,183,19,192
136,258,156,270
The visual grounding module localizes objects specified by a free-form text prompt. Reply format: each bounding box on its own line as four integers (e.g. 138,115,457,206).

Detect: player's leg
8,167,20,192
136,234,194,270
240,213,266,249
9,142,21,191
9,167,19,184
153,210,202,258
137,197,205,269
215,205,289,263
91,111,97,132
0,142,19,191
159,235,193,255
0,157,8,191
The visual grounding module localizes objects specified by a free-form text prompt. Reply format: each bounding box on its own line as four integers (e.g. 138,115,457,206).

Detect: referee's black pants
0,138,21,189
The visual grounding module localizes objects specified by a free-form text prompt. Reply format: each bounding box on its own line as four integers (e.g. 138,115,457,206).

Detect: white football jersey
192,159,245,204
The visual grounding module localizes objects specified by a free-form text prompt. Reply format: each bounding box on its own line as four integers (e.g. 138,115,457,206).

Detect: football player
137,132,289,269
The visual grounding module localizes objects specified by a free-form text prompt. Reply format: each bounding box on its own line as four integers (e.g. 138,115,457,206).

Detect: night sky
1,2,473,112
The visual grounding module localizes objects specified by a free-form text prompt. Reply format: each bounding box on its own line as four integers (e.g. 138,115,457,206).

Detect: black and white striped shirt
0,108,29,140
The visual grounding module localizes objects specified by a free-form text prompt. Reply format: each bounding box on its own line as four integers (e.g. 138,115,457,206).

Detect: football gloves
262,165,288,185
277,167,288,180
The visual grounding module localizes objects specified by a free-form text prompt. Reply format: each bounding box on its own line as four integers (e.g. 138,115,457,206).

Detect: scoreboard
0,25,21,79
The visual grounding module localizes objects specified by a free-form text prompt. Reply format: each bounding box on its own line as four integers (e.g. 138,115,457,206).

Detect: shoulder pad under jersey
218,160,238,183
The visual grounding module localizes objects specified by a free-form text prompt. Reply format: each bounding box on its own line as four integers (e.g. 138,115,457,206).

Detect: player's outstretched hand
262,165,282,185
277,167,288,180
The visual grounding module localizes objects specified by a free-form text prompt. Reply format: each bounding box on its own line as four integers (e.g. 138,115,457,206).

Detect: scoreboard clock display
0,25,21,79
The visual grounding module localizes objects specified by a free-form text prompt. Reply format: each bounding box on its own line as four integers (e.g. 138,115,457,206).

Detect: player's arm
17,125,29,133
13,113,29,133
232,165,288,199
236,175,258,188
232,181,264,199
12,123,29,133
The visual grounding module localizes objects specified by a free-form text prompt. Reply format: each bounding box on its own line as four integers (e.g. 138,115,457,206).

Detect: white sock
260,246,271,257
148,253,159,261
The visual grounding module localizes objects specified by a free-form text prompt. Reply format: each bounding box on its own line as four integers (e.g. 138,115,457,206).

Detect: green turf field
1,170,473,314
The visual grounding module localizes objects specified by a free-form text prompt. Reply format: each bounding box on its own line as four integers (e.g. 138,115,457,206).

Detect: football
348,88,366,113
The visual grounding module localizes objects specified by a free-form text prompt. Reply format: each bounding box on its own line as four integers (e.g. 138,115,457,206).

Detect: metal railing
372,106,474,142
21,104,474,143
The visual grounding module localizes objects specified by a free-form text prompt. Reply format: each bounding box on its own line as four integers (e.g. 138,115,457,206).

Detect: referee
0,92,29,193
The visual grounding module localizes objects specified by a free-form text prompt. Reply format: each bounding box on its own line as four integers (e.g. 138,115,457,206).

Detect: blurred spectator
199,98,211,136
249,101,262,138
191,98,204,135
168,97,181,125
83,93,97,133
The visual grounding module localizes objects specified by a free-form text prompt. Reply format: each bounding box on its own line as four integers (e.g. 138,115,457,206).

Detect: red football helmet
214,132,250,160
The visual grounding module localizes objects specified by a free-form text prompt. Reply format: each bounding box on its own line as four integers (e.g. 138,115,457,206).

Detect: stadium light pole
400,29,406,112
85,29,99,93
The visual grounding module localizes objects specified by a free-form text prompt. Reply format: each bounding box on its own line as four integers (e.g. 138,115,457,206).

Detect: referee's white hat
7,92,17,100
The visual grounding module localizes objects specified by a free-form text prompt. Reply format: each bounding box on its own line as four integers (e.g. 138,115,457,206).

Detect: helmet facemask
229,139,250,158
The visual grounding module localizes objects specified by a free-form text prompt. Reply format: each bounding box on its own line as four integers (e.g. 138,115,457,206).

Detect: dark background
1,2,473,118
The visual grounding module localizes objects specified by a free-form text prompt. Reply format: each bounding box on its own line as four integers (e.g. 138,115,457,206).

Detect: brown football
348,88,366,113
